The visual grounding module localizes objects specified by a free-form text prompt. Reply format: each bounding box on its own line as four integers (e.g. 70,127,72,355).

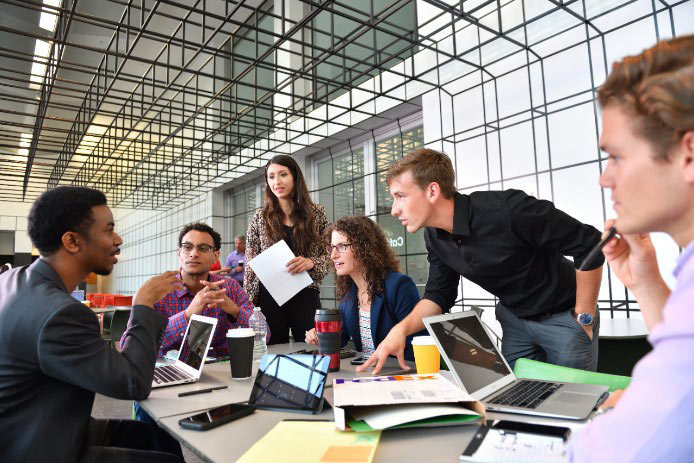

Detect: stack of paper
333,373,484,431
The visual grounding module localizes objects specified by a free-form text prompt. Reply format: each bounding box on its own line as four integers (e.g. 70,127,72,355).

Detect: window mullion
363,137,377,218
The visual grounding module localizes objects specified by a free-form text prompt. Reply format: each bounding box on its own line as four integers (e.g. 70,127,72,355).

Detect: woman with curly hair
305,216,424,360
245,155,330,344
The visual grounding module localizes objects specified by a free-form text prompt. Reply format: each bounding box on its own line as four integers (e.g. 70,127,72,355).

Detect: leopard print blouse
244,204,331,304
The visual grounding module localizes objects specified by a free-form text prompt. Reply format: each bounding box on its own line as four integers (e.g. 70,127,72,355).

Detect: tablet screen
248,354,330,413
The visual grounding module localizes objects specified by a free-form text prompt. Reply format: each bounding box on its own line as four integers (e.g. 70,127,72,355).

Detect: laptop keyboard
153,365,192,385
488,380,562,409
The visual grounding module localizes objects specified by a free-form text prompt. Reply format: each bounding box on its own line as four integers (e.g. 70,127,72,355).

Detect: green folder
513,358,631,392
347,413,480,432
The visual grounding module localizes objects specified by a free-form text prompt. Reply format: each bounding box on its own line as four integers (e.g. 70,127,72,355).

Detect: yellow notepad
238,421,381,463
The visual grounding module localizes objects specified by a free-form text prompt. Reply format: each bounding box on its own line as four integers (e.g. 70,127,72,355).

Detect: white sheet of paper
460,428,567,463
247,240,313,306
333,373,475,407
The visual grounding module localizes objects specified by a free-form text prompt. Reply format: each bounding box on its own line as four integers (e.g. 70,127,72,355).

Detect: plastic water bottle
249,307,268,361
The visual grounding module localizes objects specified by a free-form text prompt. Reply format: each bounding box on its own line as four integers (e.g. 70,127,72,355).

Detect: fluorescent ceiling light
39,0,61,33
33,39,51,60
87,123,108,135
75,123,109,156
18,133,32,158
29,61,47,90
19,133,32,148
30,38,55,90
76,134,100,155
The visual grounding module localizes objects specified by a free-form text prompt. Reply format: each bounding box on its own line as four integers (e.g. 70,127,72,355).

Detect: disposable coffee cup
412,335,440,374
227,328,255,380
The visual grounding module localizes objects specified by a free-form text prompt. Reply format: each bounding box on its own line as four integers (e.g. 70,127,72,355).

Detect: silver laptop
152,314,218,388
424,311,608,420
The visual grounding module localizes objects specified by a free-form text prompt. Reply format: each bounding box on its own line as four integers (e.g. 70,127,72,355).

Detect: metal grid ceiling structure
0,0,690,209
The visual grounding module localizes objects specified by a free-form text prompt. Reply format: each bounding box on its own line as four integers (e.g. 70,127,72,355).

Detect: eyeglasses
325,243,351,254
180,243,215,254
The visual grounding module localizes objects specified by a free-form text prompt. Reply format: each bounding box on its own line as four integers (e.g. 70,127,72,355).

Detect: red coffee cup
315,309,343,372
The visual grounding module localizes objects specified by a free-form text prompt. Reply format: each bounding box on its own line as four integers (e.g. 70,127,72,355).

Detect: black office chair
111,309,130,350
101,311,114,337
102,309,130,350
597,336,652,376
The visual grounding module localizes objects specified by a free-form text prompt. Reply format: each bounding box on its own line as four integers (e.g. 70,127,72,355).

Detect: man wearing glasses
125,222,262,457
123,222,261,358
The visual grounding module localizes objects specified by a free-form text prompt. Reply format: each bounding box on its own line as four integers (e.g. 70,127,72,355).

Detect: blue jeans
495,303,600,371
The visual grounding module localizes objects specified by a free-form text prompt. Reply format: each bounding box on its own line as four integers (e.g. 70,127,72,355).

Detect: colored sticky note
320,445,373,462
239,421,380,463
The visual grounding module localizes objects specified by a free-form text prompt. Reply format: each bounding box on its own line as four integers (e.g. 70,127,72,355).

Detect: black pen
178,385,228,397
283,419,330,422
579,226,617,271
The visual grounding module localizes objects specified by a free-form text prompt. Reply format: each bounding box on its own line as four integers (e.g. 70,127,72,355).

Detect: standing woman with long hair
244,155,331,344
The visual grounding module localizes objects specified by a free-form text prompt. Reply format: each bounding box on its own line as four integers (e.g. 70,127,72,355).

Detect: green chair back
513,358,631,392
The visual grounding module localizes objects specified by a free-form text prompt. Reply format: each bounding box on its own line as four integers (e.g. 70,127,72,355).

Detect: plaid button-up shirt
123,273,262,357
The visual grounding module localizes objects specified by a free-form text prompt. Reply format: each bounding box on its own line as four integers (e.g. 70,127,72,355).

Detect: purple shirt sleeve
224,251,245,282
224,252,234,269
570,248,694,462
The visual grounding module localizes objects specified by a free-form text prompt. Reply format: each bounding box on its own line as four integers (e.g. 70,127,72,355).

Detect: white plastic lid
227,327,254,337
411,335,436,346
254,307,261,311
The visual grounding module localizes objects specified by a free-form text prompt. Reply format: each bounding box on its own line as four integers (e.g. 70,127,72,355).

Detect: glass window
375,126,424,214
373,126,426,294
319,272,337,309
315,148,365,223
230,7,274,141
231,185,260,240
315,148,365,308
310,0,417,104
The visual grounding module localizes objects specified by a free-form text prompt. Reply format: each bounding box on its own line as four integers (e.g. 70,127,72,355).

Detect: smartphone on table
289,348,355,358
179,403,255,430
350,355,370,365
493,420,571,440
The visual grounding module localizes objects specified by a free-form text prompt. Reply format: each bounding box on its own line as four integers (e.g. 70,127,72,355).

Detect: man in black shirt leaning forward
359,148,604,375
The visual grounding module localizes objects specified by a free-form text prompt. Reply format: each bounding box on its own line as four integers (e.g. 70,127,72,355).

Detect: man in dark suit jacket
0,186,183,463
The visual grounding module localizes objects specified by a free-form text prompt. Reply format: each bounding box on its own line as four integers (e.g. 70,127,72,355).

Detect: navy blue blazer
340,271,426,361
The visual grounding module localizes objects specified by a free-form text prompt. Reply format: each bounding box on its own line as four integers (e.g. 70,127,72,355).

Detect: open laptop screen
178,318,215,371
428,316,511,394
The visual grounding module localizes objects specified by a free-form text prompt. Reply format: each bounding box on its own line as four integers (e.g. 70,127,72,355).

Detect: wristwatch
575,311,594,326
